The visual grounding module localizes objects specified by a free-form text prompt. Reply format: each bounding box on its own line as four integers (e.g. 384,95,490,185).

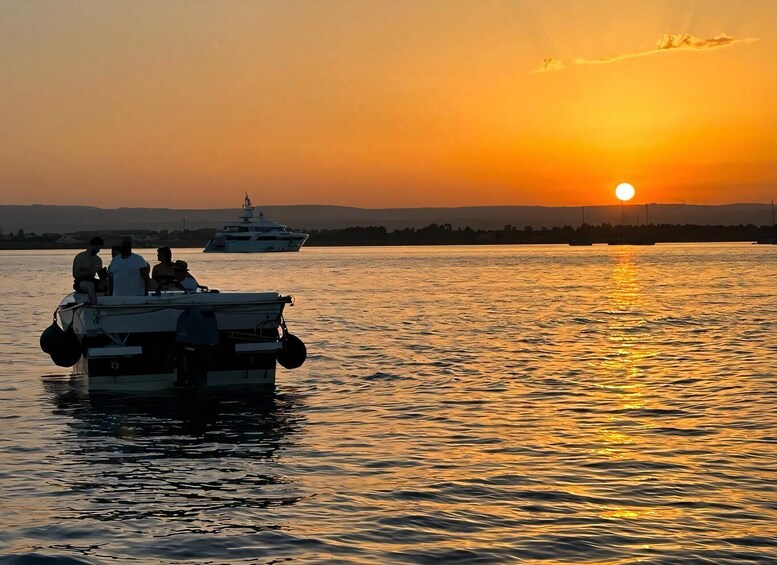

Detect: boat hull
55,292,292,392
203,235,308,253
87,369,275,392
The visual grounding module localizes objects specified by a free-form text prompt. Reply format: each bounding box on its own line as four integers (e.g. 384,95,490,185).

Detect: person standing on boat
72,236,105,303
108,239,150,296
151,246,175,290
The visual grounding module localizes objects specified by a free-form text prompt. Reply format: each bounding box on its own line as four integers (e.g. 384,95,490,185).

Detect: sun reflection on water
2,247,777,562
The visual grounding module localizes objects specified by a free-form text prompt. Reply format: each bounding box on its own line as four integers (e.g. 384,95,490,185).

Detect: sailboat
755,201,777,244
608,203,656,245
569,206,593,246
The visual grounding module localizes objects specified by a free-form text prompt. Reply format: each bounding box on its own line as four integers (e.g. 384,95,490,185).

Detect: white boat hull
87,369,275,392
203,236,307,253
53,292,297,392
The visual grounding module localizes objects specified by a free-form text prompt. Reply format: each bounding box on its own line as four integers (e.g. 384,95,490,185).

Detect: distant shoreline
0,242,773,250
3,202,776,235
2,220,776,250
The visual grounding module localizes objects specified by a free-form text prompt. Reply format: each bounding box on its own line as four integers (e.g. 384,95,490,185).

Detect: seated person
172,260,199,293
108,239,150,296
72,236,106,302
98,246,122,294
151,246,176,290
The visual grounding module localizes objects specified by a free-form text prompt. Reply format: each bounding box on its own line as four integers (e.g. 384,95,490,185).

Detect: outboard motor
40,319,82,367
175,307,219,387
175,307,219,347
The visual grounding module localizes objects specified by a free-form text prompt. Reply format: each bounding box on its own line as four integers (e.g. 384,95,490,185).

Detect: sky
0,0,775,208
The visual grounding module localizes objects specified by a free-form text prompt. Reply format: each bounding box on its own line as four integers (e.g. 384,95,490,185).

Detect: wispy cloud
535,33,758,72
533,57,566,73
577,33,758,65
655,33,754,51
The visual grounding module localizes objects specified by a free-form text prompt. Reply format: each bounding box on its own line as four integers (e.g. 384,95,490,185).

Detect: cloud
534,33,758,72
575,33,758,65
533,57,566,73
656,33,745,50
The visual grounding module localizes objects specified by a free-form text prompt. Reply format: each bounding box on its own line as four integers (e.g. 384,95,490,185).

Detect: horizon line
2,201,775,211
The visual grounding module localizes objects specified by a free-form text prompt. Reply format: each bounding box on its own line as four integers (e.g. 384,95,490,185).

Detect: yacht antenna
243,192,253,210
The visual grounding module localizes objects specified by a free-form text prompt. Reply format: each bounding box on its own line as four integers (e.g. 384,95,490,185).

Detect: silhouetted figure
172,260,199,293
151,246,175,290
108,239,150,296
72,236,105,303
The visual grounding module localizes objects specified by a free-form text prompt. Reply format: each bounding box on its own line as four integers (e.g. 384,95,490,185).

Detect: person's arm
140,264,151,293
148,264,159,290
106,264,114,295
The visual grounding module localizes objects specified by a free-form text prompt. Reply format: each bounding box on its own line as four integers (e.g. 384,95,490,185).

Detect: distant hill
0,203,775,234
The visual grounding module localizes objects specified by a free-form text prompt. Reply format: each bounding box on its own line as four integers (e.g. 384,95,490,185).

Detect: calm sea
0,244,775,564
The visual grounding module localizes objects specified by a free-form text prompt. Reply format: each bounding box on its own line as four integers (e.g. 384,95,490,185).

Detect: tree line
305,223,777,245
1,223,776,248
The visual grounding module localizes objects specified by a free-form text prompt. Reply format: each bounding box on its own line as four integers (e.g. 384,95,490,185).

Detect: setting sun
615,183,636,202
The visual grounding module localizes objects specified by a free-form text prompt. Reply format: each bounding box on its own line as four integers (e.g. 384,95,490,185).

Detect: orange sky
0,0,775,208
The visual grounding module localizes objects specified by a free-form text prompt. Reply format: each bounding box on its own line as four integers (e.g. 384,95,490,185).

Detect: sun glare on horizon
615,183,636,202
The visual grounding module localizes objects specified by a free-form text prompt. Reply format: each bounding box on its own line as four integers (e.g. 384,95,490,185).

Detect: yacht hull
203,237,307,253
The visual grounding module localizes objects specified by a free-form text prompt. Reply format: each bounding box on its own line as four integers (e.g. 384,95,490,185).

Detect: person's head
111,245,121,258
157,246,172,264
173,260,189,281
120,238,132,258
88,236,103,255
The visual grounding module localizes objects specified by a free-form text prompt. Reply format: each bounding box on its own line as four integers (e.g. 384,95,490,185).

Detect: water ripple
1,245,776,563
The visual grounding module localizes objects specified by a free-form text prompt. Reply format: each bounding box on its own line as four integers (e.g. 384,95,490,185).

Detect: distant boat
204,193,309,253
609,203,656,245
569,206,593,246
755,201,777,244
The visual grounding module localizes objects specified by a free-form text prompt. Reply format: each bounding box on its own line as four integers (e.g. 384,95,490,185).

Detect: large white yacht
204,194,309,253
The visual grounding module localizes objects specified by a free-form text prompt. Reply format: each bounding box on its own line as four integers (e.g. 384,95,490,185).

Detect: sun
615,183,635,202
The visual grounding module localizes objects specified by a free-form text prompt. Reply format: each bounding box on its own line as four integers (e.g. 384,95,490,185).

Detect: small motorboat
40,289,306,392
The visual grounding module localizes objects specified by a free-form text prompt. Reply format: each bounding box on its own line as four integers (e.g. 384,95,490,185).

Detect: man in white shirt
109,239,150,296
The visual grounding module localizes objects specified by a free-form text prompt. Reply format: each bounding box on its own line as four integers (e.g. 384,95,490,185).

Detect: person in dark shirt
72,236,105,302
151,247,176,290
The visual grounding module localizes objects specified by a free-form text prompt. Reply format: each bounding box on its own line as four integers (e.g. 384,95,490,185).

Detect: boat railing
59,293,293,311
